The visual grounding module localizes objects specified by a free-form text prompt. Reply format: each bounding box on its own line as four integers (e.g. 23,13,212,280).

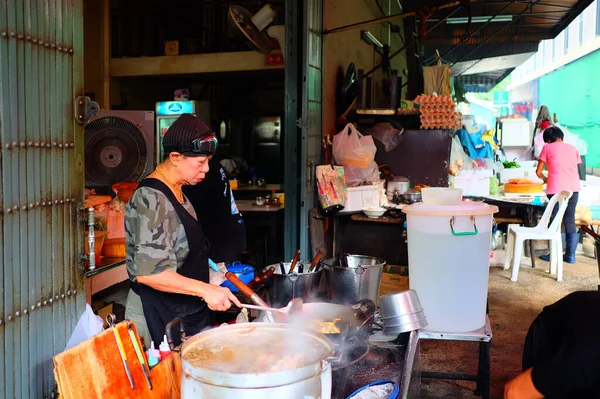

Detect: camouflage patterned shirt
125,186,197,281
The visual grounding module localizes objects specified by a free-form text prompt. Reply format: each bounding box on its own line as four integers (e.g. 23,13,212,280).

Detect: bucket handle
354,265,366,275
450,216,479,237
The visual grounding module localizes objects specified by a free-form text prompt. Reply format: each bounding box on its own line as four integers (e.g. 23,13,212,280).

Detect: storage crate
340,181,384,213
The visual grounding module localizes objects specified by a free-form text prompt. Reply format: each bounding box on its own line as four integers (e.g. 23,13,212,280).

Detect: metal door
299,0,323,257
0,1,85,398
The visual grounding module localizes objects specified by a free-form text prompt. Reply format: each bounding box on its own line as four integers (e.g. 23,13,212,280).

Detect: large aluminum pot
266,262,323,308
323,255,386,305
180,323,334,399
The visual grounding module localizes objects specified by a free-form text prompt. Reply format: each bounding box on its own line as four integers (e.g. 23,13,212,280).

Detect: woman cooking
124,113,242,345
536,126,581,264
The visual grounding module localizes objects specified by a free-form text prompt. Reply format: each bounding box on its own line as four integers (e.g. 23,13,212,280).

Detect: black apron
131,178,212,344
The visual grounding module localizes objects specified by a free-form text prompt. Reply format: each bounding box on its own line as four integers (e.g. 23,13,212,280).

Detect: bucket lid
402,201,498,216
226,262,254,274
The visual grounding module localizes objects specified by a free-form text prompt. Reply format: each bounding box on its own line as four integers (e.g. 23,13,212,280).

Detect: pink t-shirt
539,142,581,195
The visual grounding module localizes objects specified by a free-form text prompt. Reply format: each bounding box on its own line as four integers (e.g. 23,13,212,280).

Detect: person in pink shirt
536,126,581,264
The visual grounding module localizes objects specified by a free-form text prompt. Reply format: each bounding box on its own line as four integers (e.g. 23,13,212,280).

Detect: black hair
543,126,564,143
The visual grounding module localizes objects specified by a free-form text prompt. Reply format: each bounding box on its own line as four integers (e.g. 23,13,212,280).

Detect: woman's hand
200,284,243,311
504,368,543,399
536,160,548,183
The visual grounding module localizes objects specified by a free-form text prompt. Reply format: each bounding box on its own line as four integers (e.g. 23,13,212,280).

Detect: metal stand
418,316,492,399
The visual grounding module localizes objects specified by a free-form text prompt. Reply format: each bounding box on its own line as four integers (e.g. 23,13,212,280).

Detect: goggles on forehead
165,134,218,156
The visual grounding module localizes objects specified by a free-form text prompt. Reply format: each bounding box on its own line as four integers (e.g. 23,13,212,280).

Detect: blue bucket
220,262,255,292
346,380,399,399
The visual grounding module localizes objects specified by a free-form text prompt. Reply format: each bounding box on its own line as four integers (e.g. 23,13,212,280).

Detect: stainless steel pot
323,255,386,305
180,323,335,399
266,262,323,308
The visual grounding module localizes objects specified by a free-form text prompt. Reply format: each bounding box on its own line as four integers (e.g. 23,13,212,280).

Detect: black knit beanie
163,113,216,157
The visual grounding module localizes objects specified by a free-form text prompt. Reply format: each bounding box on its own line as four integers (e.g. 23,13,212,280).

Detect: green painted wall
538,49,600,168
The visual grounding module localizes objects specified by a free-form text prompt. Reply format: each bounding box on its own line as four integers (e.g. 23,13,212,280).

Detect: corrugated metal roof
411,0,594,91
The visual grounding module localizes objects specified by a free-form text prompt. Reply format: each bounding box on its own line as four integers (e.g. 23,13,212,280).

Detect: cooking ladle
240,298,304,321
225,271,277,322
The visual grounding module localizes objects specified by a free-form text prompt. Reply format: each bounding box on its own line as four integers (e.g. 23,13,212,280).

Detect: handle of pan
308,250,324,272
165,317,185,352
225,271,257,298
288,250,301,273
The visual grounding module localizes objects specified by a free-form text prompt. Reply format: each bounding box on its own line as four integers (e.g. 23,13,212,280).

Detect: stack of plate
379,289,427,334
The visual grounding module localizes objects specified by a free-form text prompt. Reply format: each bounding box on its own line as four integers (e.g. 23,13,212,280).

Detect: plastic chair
504,190,573,282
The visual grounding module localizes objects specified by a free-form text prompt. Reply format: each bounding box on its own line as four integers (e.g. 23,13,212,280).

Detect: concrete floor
419,253,599,399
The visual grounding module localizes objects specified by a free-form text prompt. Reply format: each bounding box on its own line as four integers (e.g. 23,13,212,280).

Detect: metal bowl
399,192,422,204
379,290,427,333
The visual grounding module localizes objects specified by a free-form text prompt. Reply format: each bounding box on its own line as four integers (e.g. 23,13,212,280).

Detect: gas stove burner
331,337,370,371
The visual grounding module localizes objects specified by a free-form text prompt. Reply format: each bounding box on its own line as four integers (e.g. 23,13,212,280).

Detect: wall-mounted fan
229,4,285,54
84,110,155,189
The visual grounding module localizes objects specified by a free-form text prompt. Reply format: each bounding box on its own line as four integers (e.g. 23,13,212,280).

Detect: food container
387,178,410,196
341,181,384,213
403,202,498,332
180,323,335,399
221,262,255,293
323,255,386,305
347,380,400,399
266,262,323,308
421,187,463,205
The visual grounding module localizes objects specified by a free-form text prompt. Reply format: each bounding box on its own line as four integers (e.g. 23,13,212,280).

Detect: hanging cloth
423,64,451,96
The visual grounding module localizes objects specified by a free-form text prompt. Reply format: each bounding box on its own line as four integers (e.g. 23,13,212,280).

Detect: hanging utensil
288,250,301,273
126,320,153,390
308,250,324,272
106,314,135,390
225,271,275,322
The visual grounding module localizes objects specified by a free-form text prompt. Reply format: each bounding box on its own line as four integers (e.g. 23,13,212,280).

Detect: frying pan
299,300,375,343
338,63,357,116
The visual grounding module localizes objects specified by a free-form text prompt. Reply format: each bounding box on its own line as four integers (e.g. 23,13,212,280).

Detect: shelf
109,51,284,77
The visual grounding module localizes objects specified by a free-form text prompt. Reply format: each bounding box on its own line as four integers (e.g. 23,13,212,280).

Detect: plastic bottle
147,341,161,367
159,335,172,359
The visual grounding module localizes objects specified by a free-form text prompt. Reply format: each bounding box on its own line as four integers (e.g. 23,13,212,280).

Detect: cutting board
54,321,182,399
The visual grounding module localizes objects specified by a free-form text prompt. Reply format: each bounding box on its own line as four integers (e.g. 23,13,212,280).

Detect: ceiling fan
228,4,285,54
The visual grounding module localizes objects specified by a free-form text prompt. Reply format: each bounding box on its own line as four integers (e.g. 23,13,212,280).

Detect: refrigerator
155,100,210,164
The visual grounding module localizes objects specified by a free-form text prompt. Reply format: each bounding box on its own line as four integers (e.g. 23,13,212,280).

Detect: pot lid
402,201,498,216
181,323,333,374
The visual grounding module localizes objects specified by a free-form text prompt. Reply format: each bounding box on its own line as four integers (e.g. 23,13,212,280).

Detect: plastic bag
333,123,380,186
316,165,348,211
344,163,381,187
449,135,472,176
365,122,405,152
64,304,105,351
333,123,377,168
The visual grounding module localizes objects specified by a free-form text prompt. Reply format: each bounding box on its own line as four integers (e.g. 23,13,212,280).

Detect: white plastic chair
503,190,573,282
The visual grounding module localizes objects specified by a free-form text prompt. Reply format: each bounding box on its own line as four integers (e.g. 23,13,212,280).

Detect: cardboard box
454,176,490,196
379,265,410,300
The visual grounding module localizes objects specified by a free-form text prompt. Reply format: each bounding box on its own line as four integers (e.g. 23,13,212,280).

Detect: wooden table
480,196,545,268
236,199,284,213
85,257,127,303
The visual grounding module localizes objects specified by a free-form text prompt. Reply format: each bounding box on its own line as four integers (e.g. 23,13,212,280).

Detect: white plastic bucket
402,202,498,332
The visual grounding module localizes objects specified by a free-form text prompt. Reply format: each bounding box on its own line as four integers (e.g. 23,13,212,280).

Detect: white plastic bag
64,303,105,351
333,123,377,168
333,123,380,186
